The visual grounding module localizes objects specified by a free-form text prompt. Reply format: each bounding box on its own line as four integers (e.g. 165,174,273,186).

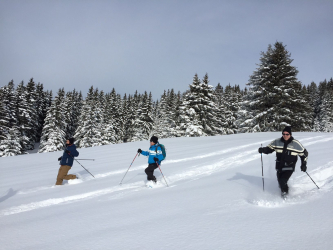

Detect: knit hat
282,126,292,135
150,136,158,144
67,138,75,145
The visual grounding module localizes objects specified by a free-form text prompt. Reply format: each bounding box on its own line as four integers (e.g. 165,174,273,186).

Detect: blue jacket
141,143,164,165
60,144,79,167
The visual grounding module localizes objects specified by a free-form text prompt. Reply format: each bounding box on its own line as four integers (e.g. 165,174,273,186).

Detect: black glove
258,147,263,154
301,162,307,172
58,156,62,161
138,149,142,153
154,157,159,162
65,150,70,154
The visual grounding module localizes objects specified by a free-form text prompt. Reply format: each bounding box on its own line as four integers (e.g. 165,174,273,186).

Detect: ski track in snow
17,139,272,195
3,135,333,216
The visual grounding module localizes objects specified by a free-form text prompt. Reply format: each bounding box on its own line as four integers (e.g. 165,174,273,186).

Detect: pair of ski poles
260,144,319,191
119,152,169,187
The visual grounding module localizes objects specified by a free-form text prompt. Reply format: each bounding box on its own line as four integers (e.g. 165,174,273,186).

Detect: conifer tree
177,74,205,137
15,81,32,151
25,78,39,149
0,81,24,156
35,83,47,141
75,86,105,147
63,89,83,139
242,41,312,132
177,73,221,136
38,88,66,152
314,79,333,132
132,91,154,141
307,82,319,129
101,92,117,144
0,126,23,157
0,87,8,144
123,94,136,142
214,84,229,135
153,90,169,138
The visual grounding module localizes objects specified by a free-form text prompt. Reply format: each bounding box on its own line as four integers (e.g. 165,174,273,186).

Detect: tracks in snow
2,135,332,216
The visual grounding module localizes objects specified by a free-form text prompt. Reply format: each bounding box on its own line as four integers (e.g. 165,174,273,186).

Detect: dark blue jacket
60,144,79,167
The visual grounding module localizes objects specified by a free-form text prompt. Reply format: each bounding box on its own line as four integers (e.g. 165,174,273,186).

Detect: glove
258,147,263,154
138,149,142,153
154,157,159,162
58,157,62,161
65,150,70,154
301,162,307,172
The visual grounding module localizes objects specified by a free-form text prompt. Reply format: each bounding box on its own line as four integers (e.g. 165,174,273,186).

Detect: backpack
155,144,166,161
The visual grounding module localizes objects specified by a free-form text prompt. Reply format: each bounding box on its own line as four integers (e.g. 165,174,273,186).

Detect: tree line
1,41,332,157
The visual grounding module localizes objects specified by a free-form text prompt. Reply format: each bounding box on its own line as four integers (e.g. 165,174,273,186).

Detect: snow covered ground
0,132,332,250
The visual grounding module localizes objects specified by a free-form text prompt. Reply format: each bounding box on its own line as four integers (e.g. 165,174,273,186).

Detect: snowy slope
0,132,333,250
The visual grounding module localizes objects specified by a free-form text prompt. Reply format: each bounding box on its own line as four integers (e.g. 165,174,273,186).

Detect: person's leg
63,173,77,180
145,163,158,182
276,170,294,193
56,165,71,185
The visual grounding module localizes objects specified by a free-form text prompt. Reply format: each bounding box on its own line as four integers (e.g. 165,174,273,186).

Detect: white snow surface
1,132,333,250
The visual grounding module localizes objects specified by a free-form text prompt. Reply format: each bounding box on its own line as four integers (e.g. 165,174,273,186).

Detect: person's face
66,140,70,145
150,141,155,146
282,132,291,140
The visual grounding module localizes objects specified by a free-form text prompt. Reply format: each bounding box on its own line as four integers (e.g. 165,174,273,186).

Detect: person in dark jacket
56,138,79,185
258,126,308,196
138,136,164,183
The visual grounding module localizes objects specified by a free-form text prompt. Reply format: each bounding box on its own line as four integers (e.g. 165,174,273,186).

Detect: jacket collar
280,136,294,144
150,142,159,149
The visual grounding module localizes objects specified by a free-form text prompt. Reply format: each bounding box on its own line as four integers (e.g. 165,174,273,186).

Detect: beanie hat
68,138,75,144
150,136,158,144
282,126,292,135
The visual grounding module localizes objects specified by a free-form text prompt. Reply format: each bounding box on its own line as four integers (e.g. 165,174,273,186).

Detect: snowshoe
145,180,164,188
281,191,288,200
146,180,156,188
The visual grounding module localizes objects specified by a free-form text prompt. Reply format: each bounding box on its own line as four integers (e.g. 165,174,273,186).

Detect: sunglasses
282,133,290,136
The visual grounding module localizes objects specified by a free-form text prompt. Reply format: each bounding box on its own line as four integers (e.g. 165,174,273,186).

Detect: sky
1,0,332,99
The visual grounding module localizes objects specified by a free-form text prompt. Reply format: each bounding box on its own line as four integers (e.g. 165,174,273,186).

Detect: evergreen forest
1,42,332,157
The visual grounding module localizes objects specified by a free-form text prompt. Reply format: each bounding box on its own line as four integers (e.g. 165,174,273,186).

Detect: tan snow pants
56,165,77,185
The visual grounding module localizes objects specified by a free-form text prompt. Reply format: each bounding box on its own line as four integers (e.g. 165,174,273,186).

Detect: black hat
150,136,158,144
67,138,75,144
282,126,292,135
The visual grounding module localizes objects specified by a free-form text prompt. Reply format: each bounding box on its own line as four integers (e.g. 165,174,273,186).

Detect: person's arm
66,146,79,157
292,140,308,171
138,148,149,156
72,148,79,157
258,140,275,154
299,148,308,172
259,146,274,154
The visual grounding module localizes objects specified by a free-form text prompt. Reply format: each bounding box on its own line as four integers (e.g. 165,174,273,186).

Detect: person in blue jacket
56,138,79,185
138,136,164,183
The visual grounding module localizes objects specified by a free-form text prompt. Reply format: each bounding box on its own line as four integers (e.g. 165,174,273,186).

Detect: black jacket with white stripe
261,136,308,172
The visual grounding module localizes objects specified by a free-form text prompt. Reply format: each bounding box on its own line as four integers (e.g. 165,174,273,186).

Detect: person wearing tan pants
56,138,79,185
56,165,77,185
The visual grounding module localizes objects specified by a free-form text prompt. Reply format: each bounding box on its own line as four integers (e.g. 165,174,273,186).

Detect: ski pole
76,159,95,161
156,162,169,187
306,171,320,189
261,144,265,191
120,152,139,185
67,153,95,178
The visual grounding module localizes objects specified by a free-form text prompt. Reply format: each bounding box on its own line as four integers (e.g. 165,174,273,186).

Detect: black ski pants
145,163,158,181
276,170,294,193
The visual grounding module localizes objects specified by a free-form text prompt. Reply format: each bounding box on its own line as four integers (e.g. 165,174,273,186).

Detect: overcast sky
1,0,332,99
